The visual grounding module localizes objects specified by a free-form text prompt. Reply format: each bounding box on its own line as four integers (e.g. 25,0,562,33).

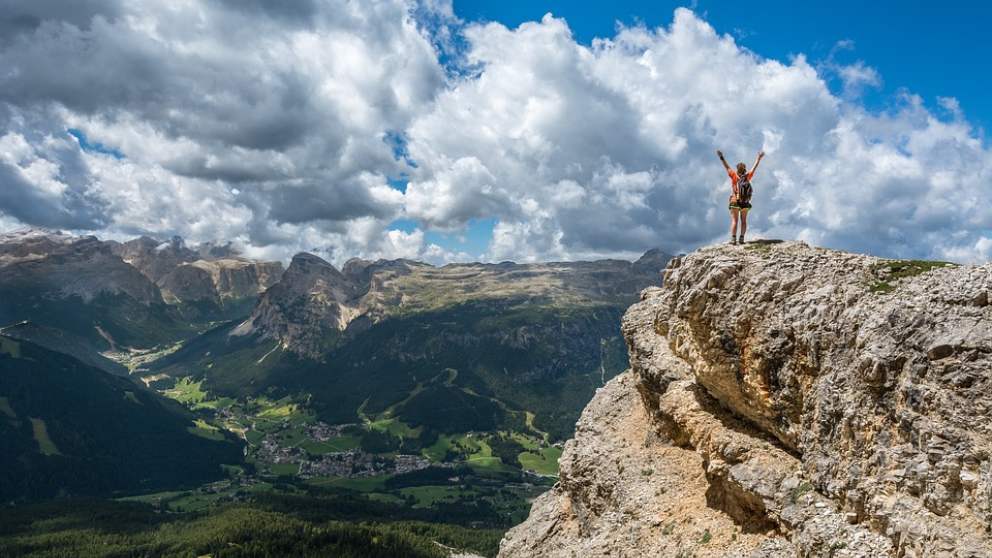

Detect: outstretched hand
716,150,724,159
758,151,765,159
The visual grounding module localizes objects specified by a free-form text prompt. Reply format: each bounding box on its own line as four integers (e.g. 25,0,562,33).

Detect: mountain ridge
0,229,285,353
146,246,671,442
0,229,189,350
236,248,671,359
108,234,284,321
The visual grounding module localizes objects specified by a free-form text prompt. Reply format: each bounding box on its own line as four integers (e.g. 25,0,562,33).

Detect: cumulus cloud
836,61,882,97
1,4,991,264
818,40,882,99
406,10,840,260
0,0,448,263
405,9,992,262
0,108,108,228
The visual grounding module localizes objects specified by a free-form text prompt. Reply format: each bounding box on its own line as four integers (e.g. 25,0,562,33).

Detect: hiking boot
729,236,737,245
738,235,745,244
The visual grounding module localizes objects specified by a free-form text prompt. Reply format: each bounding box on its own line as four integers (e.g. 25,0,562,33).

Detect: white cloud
0,132,67,197
1,4,991,264
837,61,882,96
937,96,964,120
0,0,447,261
405,9,838,259
404,156,504,228
404,8,992,262
0,213,26,233
373,226,470,264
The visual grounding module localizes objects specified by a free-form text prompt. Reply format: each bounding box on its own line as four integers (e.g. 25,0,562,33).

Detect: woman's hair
736,162,747,175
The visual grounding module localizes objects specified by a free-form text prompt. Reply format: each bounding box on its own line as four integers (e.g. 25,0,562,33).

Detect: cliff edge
500,240,991,557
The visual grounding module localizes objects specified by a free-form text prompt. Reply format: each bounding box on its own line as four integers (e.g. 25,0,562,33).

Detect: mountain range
0,228,669,510
6,232,989,556
0,229,282,352
109,235,283,322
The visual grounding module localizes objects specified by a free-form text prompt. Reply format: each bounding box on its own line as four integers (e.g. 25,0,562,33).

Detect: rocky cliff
0,229,285,349
0,229,192,349
235,252,365,356
157,258,283,306
110,235,283,309
500,240,992,557
108,236,200,284
0,229,163,305
234,250,670,358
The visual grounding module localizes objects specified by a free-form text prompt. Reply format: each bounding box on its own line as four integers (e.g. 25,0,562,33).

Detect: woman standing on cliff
717,150,764,245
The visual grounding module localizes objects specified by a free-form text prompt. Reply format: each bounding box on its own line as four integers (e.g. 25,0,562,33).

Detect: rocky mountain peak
281,252,357,298
0,229,162,305
287,252,340,273
236,252,365,356
110,235,199,283
340,257,377,285
107,234,283,310
633,247,669,273
242,251,674,359
501,240,991,557
0,228,90,259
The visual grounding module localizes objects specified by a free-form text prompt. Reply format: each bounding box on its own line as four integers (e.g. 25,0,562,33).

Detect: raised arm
716,150,732,174
749,151,765,178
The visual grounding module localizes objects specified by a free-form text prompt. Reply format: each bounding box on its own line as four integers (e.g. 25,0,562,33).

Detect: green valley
0,336,243,501
0,230,668,557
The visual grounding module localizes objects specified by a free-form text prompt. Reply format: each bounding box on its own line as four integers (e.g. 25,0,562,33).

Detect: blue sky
401,0,991,258
68,129,124,159
456,0,990,133
396,0,992,256
391,216,497,258
5,1,992,264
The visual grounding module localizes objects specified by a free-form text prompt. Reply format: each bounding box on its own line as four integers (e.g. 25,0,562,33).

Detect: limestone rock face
501,241,992,557
499,372,800,557
239,251,670,358
109,236,199,284
0,229,162,304
158,258,283,305
238,253,364,356
110,235,283,307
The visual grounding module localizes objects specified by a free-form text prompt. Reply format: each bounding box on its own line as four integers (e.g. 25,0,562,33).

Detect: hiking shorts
729,201,751,211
